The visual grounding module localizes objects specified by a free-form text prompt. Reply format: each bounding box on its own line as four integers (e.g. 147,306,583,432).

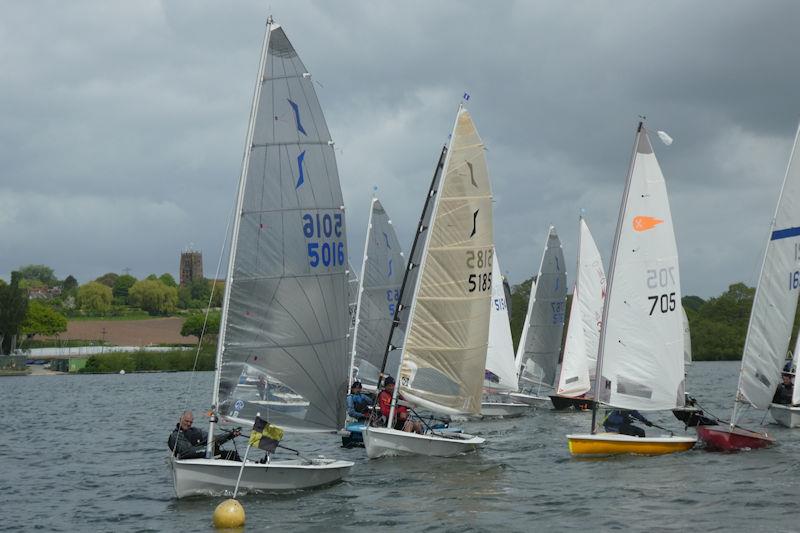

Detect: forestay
484,253,518,393
736,124,800,413
216,22,350,432
596,125,684,411
351,198,405,388
557,218,606,397
399,107,494,415
515,227,567,389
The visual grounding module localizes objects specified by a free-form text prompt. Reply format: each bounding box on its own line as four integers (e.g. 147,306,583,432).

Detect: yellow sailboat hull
567,433,696,456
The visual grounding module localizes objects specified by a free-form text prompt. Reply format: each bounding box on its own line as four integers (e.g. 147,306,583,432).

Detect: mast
205,17,272,457
347,197,377,388
377,146,447,426
590,121,642,434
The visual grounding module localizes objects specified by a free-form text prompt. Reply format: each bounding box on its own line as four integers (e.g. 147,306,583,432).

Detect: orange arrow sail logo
632,215,663,232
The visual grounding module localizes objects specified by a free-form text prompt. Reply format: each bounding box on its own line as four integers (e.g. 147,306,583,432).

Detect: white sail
682,306,692,366
399,107,494,416
515,226,567,389
350,197,405,388
595,124,684,411
214,21,350,433
736,123,800,413
484,253,518,393
557,218,606,397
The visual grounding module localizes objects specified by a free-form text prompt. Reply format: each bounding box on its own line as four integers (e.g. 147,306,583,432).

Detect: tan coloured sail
399,107,494,415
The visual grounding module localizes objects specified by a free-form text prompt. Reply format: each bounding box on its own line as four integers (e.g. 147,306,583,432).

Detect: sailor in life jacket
346,381,373,421
602,409,653,438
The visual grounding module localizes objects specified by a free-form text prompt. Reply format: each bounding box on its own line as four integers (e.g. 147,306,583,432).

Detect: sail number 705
648,292,676,315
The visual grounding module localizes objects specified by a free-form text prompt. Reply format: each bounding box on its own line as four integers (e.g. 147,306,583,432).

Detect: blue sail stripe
295,150,306,189
771,226,800,241
288,99,307,136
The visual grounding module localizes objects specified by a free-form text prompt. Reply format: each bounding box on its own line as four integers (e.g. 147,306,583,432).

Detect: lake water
2,362,797,532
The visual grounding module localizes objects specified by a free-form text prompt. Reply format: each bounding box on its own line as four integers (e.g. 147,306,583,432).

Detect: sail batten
215,21,350,433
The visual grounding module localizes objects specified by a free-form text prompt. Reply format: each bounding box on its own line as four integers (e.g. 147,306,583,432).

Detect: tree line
0,264,225,353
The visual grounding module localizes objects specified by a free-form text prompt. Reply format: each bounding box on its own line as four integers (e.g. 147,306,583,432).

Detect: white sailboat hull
363,426,485,459
769,403,800,428
507,392,551,407
170,456,353,498
479,401,530,418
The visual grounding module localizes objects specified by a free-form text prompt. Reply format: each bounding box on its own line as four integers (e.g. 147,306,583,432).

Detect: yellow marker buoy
212,498,245,529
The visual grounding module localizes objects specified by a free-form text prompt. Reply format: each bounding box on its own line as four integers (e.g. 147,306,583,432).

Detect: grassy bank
79,345,215,373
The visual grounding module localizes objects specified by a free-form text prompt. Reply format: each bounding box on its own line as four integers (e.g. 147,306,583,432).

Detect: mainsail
214,20,350,433
398,107,494,416
735,123,800,414
350,198,405,388
484,253,518,393
515,227,567,389
595,124,684,411
557,218,606,397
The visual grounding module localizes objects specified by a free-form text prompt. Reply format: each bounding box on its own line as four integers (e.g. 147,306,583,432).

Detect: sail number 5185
466,248,493,293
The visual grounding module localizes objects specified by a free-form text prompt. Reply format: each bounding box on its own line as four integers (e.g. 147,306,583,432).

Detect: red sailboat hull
696,425,775,452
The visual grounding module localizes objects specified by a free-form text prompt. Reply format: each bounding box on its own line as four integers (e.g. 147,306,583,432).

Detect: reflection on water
2,362,800,531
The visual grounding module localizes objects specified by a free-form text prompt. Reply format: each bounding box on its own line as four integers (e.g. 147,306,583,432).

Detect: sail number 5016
648,292,676,315
303,212,344,267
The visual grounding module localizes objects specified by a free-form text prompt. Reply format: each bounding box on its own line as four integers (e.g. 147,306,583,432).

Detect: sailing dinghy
566,122,695,456
508,227,567,407
481,252,530,418
549,217,606,411
769,336,800,428
342,197,406,446
698,123,800,449
170,17,353,497
363,106,491,458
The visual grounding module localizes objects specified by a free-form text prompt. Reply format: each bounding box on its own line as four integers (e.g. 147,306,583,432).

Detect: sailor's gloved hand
644,420,653,427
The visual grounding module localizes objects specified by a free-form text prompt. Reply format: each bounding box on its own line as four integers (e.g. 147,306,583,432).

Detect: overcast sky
2,0,799,298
